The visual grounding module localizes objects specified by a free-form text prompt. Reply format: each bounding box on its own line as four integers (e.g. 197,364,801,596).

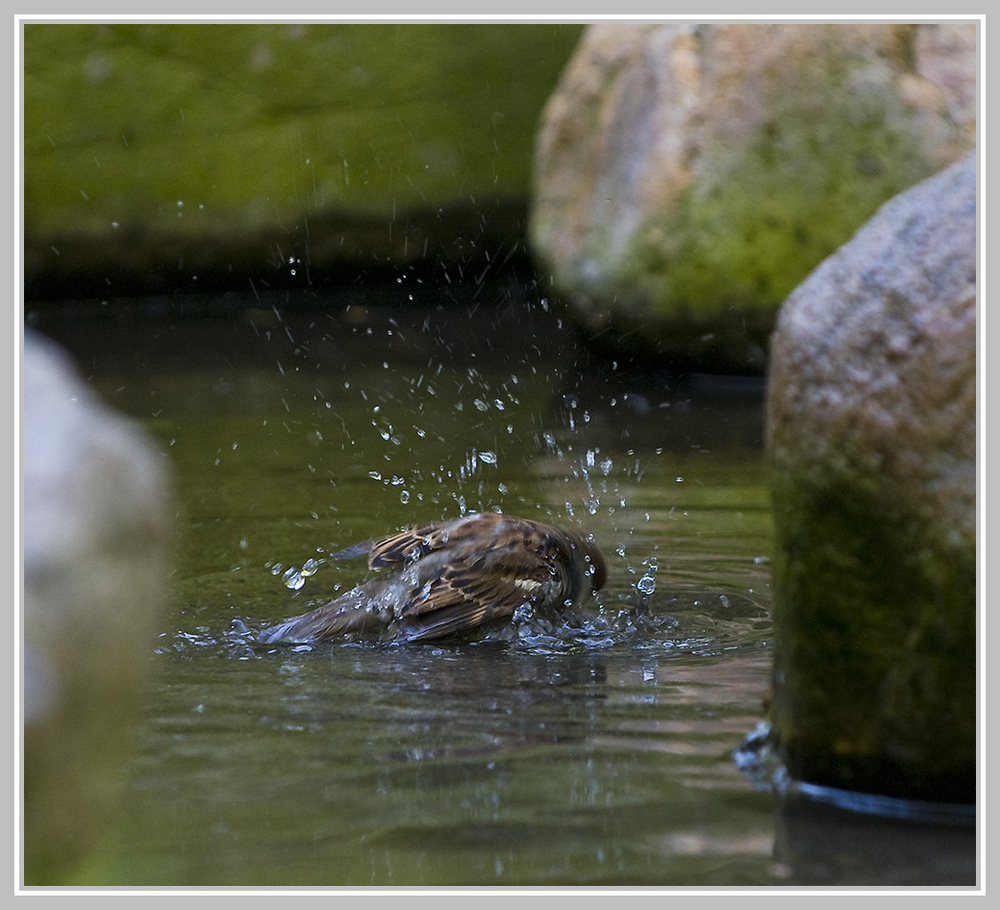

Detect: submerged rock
530,22,976,372
765,152,976,803
23,330,173,883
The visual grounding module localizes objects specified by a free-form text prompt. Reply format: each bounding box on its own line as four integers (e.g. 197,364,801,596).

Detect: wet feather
258,512,607,644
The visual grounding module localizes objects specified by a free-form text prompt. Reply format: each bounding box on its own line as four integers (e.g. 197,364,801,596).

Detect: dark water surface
27,286,975,888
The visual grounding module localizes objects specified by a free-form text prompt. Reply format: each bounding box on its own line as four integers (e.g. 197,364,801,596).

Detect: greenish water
26,288,975,888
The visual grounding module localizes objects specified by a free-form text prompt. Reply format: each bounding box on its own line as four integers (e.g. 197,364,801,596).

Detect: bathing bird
258,512,607,644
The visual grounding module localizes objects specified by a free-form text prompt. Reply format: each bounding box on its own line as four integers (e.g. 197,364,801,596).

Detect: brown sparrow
258,512,607,644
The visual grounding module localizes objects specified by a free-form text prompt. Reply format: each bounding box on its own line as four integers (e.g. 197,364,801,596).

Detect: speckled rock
23,330,173,883
530,22,977,373
765,151,976,803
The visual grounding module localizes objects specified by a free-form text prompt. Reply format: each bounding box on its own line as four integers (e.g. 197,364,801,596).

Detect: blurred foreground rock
765,152,976,803
530,22,976,372
23,330,173,884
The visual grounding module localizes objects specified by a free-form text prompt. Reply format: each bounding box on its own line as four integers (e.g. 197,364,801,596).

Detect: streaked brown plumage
257,512,607,644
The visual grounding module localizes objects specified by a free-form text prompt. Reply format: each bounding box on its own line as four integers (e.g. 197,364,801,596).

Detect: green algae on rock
765,152,976,804
529,22,977,373
23,22,585,299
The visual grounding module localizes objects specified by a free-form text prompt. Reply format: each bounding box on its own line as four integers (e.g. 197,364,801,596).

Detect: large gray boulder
765,151,976,803
23,330,173,883
530,22,976,372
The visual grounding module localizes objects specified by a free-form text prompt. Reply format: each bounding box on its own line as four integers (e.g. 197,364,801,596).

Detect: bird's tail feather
257,587,385,644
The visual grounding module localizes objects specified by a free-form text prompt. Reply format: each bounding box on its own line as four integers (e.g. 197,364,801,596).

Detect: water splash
300,558,322,578
636,573,656,597
283,566,306,591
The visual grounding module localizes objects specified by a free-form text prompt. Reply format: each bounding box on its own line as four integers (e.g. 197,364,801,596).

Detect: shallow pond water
26,285,976,889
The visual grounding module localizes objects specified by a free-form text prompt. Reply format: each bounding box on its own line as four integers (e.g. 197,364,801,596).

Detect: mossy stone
23,23,585,297
768,461,976,803
764,153,977,804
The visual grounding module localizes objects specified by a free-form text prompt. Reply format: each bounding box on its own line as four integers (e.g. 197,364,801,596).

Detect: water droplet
283,567,305,590
636,574,656,596
479,451,497,465
399,490,410,504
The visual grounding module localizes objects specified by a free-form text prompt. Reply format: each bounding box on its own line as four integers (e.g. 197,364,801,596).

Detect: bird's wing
396,542,557,640
367,524,447,568
368,513,554,569
366,515,502,568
